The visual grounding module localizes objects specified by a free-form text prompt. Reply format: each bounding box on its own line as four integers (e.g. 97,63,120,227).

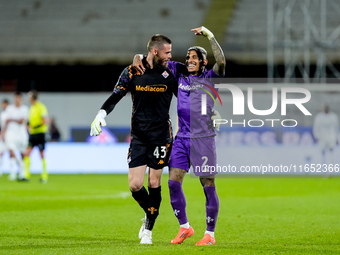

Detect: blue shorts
169,136,217,176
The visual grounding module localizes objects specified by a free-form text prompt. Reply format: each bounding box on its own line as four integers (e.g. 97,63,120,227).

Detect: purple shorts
169,136,217,176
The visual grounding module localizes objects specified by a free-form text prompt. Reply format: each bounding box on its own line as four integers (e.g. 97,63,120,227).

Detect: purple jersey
167,61,183,81
174,64,219,138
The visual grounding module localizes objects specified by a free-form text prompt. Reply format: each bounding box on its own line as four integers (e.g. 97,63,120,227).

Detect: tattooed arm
191,26,226,76
209,37,226,76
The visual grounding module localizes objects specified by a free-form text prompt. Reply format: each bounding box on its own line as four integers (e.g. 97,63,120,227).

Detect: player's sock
8,157,16,180
145,186,161,231
180,222,190,229
205,230,214,238
17,157,25,179
204,186,219,232
131,186,149,214
23,156,31,179
168,179,188,225
41,158,48,180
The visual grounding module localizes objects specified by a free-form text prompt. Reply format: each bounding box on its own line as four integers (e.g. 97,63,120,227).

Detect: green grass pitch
0,174,339,254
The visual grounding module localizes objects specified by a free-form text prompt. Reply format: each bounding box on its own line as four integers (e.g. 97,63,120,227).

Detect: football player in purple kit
133,26,225,245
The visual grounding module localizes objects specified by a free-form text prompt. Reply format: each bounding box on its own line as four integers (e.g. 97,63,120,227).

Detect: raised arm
191,26,225,76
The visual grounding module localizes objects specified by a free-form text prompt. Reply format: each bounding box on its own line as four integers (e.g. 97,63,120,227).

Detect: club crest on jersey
162,71,169,78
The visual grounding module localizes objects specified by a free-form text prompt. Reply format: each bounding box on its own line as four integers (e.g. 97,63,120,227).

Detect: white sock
9,158,16,178
18,159,25,179
180,222,190,229
205,230,214,238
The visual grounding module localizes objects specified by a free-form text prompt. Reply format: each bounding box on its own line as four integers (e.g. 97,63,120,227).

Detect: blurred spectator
2,92,29,181
49,117,61,142
0,99,10,177
313,104,339,165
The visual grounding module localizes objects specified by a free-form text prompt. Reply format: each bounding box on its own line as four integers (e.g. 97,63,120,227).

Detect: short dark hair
147,34,171,52
29,90,38,100
187,46,207,61
14,91,22,97
2,99,9,104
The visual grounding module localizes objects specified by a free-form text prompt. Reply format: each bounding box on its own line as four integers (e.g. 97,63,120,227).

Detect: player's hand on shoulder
90,110,107,136
132,54,146,75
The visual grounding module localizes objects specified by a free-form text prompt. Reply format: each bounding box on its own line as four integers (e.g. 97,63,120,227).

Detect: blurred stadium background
1,0,340,174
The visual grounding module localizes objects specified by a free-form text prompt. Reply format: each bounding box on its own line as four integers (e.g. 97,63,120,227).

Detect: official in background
23,90,49,183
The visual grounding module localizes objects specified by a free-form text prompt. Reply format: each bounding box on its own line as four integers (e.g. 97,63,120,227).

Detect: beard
153,55,168,70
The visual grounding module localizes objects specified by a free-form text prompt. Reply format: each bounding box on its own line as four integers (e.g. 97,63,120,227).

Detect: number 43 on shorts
153,146,167,159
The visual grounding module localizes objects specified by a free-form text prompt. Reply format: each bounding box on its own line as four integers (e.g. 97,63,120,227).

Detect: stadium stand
0,0,210,64
223,0,340,64
1,0,339,66
194,0,238,59
0,0,339,83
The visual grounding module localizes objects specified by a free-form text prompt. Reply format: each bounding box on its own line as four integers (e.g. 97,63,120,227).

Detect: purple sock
168,179,188,225
204,186,219,232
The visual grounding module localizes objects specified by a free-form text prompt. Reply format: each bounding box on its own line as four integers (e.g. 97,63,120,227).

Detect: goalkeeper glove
90,109,107,136
211,109,221,131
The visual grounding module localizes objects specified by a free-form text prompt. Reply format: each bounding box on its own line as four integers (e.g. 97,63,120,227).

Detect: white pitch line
3,191,131,201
